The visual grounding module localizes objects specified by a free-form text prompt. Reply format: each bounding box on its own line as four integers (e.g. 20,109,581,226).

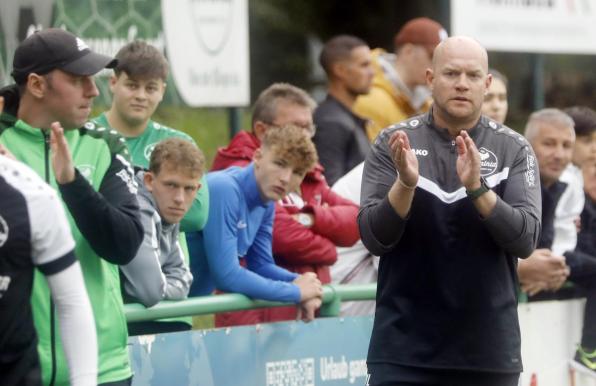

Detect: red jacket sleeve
272,203,338,266
305,189,360,247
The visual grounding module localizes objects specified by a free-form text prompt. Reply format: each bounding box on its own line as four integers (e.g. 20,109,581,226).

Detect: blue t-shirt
187,163,301,302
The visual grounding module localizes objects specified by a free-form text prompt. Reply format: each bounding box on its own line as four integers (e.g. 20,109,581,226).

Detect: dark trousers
366,363,520,386
99,376,133,386
568,260,596,349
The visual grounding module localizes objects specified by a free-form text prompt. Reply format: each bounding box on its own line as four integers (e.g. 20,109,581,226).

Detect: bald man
359,36,542,385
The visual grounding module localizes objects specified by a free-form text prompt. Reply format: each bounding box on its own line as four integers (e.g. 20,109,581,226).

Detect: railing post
319,285,341,317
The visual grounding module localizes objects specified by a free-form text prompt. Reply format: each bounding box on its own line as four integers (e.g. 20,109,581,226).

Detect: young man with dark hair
565,106,596,168
94,40,208,232
93,40,208,331
0,28,143,386
189,125,324,322
570,106,596,372
313,34,373,185
121,138,205,335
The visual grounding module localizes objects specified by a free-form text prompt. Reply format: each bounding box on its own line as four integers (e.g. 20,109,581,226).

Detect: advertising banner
162,0,250,107
0,0,249,106
129,316,374,386
451,0,596,54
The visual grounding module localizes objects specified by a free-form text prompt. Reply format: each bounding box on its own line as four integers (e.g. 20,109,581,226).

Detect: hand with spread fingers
388,130,419,189
455,130,482,190
50,121,76,184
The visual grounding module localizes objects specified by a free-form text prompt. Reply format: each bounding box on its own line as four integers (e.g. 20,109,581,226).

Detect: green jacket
0,91,143,385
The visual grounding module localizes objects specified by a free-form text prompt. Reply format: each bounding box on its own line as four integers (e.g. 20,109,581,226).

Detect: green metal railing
124,283,377,322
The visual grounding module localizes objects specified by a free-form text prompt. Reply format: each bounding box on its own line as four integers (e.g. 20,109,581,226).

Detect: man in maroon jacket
212,83,360,325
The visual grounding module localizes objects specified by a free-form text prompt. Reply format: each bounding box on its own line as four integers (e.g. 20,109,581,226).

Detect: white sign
451,0,596,54
162,0,250,106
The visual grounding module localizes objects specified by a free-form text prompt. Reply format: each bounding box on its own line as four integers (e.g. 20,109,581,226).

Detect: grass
91,105,252,169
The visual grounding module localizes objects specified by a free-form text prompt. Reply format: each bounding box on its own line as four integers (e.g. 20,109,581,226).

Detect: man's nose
280,168,292,183
134,87,147,100
455,74,470,90
173,188,184,203
553,144,567,160
84,77,99,98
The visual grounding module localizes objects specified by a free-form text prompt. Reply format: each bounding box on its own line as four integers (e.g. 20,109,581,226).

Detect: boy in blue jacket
188,125,323,322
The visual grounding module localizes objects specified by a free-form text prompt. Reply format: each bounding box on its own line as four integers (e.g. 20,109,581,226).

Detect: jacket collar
423,106,484,140
215,131,260,164
235,163,269,209
324,94,368,126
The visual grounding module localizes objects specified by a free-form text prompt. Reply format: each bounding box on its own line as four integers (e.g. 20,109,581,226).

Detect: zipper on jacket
42,128,57,386
451,140,456,154
42,130,50,183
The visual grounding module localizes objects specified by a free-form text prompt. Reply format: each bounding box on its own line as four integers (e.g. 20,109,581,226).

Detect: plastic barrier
124,283,377,322
125,284,595,386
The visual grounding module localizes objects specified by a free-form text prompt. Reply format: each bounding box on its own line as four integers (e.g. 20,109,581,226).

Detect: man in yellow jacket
354,17,447,141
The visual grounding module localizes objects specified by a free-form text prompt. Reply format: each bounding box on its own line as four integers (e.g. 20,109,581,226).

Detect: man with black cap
0,28,143,386
354,17,448,141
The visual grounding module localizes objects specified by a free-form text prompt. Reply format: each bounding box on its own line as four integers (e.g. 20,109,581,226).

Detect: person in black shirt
359,36,541,386
313,35,373,185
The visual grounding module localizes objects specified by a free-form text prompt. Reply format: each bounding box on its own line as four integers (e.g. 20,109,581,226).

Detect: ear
253,147,263,167
156,80,166,103
144,171,155,192
27,73,46,99
425,68,434,90
253,121,268,141
484,73,493,94
108,74,118,93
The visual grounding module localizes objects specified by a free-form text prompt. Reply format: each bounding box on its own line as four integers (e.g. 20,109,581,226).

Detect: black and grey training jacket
359,110,542,373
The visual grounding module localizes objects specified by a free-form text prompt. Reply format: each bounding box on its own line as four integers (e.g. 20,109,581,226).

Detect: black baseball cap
12,28,117,84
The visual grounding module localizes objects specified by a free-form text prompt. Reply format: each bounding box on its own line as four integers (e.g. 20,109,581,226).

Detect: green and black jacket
0,84,143,385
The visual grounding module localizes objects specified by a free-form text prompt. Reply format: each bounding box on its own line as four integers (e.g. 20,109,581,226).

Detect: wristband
466,177,490,200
